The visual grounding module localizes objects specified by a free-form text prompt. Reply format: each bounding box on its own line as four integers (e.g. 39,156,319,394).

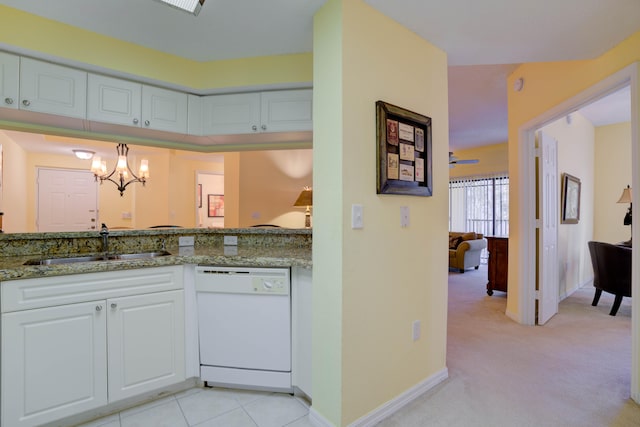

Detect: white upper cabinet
88,75,188,134
141,85,188,134
19,57,87,119
202,92,261,135
260,89,312,133
200,89,312,135
0,51,19,109
87,74,142,127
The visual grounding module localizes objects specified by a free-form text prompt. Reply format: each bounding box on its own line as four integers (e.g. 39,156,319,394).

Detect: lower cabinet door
1,301,108,427
107,290,185,402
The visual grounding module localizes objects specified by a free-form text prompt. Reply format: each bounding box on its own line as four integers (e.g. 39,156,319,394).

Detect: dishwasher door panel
197,292,291,372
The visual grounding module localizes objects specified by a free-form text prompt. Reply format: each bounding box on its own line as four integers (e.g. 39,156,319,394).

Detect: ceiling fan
449,152,479,168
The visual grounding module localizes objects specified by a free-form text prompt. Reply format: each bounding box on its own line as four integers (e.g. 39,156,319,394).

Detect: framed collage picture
376,101,432,196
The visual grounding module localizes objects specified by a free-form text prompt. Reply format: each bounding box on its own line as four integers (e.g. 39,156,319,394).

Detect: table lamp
617,185,632,243
293,187,313,228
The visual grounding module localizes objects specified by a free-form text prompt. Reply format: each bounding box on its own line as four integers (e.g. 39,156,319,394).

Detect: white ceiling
1,0,639,150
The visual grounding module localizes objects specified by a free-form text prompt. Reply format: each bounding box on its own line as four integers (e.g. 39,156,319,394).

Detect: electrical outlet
178,236,195,247
412,320,421,341
224,235,238,246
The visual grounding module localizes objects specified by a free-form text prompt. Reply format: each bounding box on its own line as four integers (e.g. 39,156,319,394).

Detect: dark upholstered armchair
587,241,632,316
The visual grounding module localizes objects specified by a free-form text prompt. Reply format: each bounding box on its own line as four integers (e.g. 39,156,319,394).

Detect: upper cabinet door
260,89,312,133
87,74,142,127
202,92,261,135
141,85,188,134
19,58,87,119
0,51,19,110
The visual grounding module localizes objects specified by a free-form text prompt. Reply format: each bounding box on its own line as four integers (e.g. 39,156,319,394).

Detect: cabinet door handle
261,124,267,131
22,99,30,107
4,97,13,105
111,303,117,309
144,120,150,127
252,125,258,131
133,118,139,124
95,305,103,312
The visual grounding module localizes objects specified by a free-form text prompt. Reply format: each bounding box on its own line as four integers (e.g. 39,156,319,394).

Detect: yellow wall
449,142,508,178
0,5,312,91
507,31,640,319
238,149,313,228
313,1,449,424
594,122,632,243
0,133,28,231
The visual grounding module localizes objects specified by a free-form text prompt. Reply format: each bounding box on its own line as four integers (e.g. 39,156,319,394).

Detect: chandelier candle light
91,143,149,196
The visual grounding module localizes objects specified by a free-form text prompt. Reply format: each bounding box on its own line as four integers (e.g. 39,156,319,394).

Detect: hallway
378,267,639,426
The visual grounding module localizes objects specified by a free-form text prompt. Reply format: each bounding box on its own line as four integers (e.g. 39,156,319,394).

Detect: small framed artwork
376,101,432,196
208,194,225,217
197,184,202,208
561,173,581,224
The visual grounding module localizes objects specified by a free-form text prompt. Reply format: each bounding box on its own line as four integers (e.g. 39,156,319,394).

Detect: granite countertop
0,245,312,281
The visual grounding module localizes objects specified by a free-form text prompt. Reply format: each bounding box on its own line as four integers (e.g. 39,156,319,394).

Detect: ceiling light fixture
155,0,205,16
73,149,95,160
90,143,149,197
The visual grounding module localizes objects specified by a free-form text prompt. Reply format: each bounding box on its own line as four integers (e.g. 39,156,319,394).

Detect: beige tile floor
77,387,313,427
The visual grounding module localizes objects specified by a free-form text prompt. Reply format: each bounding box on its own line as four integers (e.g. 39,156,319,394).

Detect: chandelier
91,143,149,196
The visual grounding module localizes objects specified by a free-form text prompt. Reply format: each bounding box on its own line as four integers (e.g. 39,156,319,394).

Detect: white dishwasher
195,266,292,392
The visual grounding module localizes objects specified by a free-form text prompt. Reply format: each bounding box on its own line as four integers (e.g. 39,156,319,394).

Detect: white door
107,290,185,402
37,168,98,232
538,131,559,324
19,57,87,119
1,301,108,427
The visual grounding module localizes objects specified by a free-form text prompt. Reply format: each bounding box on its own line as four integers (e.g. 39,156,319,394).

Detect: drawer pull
95,305,103,312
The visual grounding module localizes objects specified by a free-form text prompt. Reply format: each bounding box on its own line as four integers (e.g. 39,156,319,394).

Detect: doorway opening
516,62,638,402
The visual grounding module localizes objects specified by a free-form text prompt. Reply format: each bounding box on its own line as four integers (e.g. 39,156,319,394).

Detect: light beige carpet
378,266,640,427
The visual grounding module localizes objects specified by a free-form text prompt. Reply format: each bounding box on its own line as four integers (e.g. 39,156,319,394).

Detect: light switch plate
224,235,238,246
400,206,410,227
352,204,364,229
178,236,195,247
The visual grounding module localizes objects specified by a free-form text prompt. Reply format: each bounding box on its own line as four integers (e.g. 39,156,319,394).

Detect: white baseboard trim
505,308,521,324
560,279,592,301
308,368,449,427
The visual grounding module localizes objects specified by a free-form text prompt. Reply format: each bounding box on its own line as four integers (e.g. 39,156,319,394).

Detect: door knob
4,97,13,105
22,99,30,107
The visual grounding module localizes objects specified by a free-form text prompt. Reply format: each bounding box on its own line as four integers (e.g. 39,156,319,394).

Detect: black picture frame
376,101,432,196
561,173,581,224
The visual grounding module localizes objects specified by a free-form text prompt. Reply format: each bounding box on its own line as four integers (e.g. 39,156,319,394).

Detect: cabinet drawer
1,266,183,312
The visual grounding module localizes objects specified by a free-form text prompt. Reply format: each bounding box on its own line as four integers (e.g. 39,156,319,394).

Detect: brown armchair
587,241,632,316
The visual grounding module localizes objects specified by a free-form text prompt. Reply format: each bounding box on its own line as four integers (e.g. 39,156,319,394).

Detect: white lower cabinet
108,290,185,402
0,266,185,427
1,301,108,427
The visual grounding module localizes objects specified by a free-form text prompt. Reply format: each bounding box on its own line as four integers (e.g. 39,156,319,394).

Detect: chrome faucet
100,223,109,254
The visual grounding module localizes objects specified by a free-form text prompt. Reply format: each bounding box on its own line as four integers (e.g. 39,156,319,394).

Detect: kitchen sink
24,251,171,265
109,251,172,260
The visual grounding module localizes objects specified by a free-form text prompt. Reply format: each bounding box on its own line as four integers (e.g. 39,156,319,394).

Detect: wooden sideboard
486,236,508,296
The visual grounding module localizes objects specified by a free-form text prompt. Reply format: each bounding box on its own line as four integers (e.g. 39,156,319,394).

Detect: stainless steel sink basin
109,251,172,260
24,251,171,265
